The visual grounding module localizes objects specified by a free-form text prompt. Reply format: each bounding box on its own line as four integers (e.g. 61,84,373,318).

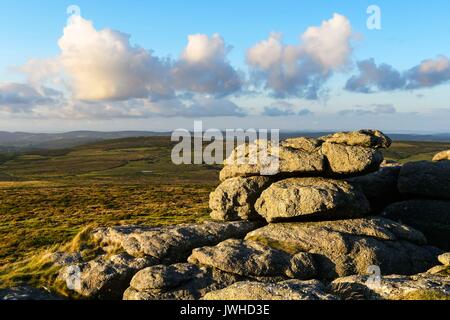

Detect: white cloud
247,13,354,99
301,13,353,70
58,16,173,101
172,34,242,96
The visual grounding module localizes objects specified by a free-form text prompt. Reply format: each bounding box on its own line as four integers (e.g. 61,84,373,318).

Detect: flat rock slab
383,200,450,250
202,279,337,300
92,221,261,263
319,130,392,148
219,139,325,181
255,178,370,223
209,176,272,221
245,218,440,279
331,272,450,300
58,253,156,299
188,239,317,280
398,161,450,200
124,263,241,300
321,142,384,175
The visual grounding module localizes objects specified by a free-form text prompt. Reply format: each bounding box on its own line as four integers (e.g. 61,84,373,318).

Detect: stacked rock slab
211,130,391,223
383,157,450,250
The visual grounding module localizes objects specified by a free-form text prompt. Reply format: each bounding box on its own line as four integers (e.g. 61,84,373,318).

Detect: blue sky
1,0,450,132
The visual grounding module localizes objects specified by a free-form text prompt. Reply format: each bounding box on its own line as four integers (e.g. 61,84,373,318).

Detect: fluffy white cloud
172,34,242,96
301,13,353,70
58,16,173,101
247,13,354,99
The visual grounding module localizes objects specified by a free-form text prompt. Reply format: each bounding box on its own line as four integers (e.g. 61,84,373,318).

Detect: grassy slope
0,138,449,290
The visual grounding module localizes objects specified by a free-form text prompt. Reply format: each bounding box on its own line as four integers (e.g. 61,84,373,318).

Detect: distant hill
1,130,450,151
0,131,171,151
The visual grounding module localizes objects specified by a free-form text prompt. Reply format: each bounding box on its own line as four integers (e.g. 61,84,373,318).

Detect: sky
1,0,450,133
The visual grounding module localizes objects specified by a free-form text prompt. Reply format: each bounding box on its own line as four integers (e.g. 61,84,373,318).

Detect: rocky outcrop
383,200,450,250
245,218,440,279
254,178,370,222
433,150,450,161
219,130,391,182
123,263,241,300
92,221,260,263
202,280,337,300
209,176,271,221
187,239,317,280
331,272,450,300
398,161,450,200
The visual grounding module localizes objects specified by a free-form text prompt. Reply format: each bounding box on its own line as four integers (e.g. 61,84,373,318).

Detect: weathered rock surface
398,161,450,200
245,218,440,279
383,200,450,250
320,130,392,149
219,140,325,181
187,239,317,280
321,142,384,175
439,253,450,265
347,165,401,211
209,176,272,221
255,178,370,223
331,272,450,300
280,137,323,152
427,264,450,276
202,279,337,300
433,150,450,161
123,263,241,300
58,253,157,299
0,286,61,300
92,221,260,263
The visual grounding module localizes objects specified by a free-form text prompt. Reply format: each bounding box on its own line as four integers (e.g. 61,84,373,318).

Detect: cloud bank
345,56,450,93
1,12,450,121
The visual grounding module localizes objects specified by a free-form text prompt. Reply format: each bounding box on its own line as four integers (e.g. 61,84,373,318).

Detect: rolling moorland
0,135,450,290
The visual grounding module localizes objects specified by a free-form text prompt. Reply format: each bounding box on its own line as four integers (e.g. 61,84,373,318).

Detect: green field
0,137,449,290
